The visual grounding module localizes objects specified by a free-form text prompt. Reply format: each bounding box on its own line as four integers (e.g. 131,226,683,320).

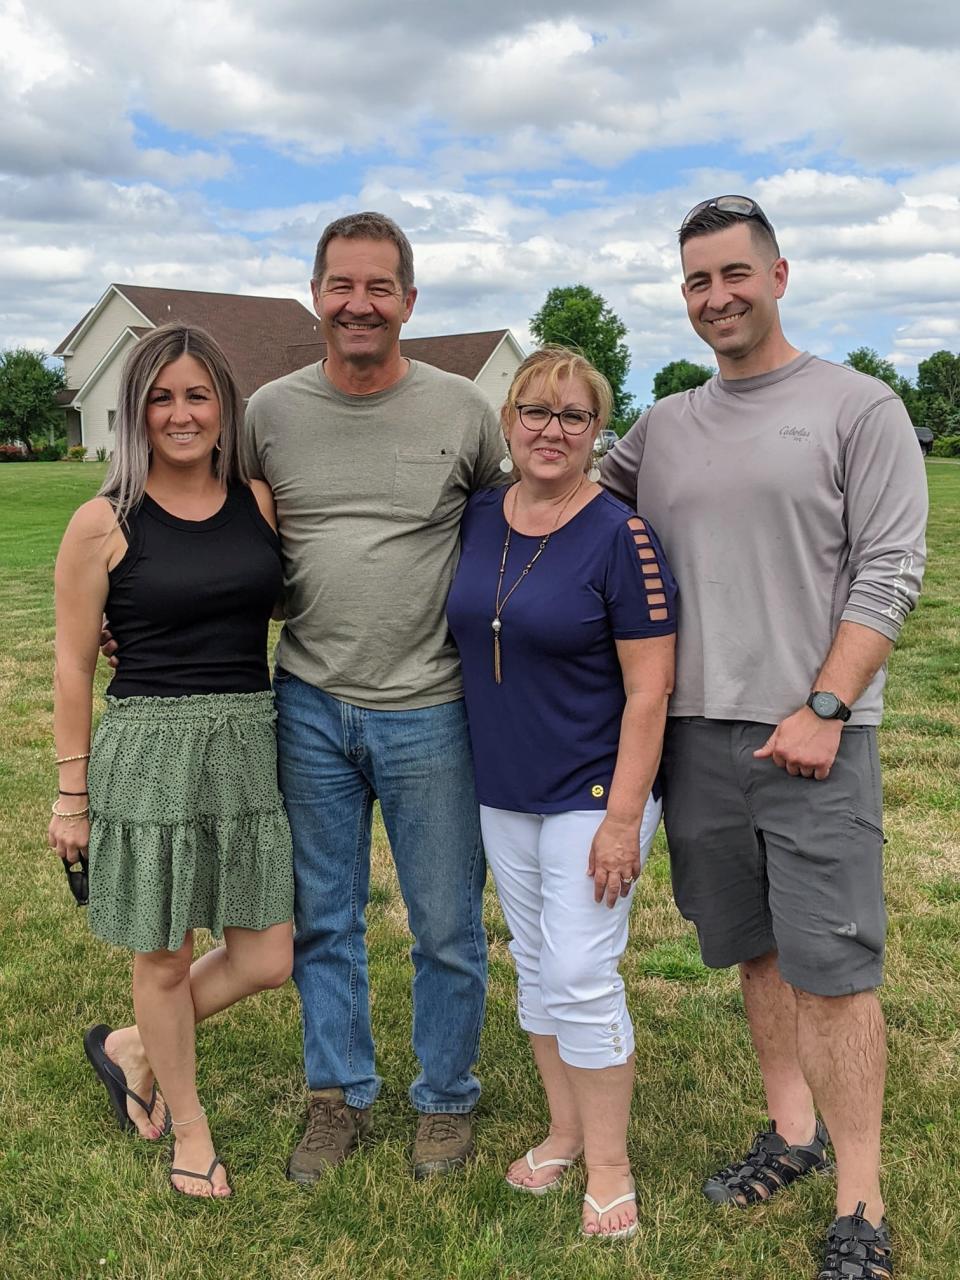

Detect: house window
107,410,115,432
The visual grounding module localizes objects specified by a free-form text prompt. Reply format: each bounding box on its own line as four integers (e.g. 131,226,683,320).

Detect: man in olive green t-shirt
245,212,505,1184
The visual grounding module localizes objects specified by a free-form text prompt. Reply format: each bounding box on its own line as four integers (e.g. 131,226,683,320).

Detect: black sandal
703,1118,831,1206
170,1157,229,1198
818,1202,893,1279
83,1024,171,1138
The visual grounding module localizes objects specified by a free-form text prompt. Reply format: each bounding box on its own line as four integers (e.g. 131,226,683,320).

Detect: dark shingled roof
55,285,511,395
114,285,320,398
281,329,509,381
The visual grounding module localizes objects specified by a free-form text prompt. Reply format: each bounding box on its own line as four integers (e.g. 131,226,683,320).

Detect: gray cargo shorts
661,718,887,996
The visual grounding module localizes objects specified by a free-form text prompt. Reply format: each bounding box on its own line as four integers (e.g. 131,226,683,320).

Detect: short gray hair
312,211,415,295
100,324,246,525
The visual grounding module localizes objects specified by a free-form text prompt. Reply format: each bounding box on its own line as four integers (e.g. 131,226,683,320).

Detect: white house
55,284,525,457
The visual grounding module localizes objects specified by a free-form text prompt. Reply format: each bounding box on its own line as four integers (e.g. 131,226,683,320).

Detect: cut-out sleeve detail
604,509,678,639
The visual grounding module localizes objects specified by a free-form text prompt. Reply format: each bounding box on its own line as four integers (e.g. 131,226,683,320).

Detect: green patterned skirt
87,690,294,953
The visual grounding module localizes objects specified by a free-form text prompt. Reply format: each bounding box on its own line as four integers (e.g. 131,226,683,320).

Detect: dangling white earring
499,446,515,475
587,459,601,482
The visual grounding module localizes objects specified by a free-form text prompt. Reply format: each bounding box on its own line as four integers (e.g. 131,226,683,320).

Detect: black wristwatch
806,691,852,722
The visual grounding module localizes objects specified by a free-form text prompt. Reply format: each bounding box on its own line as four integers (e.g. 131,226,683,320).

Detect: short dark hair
312,211,415,294
678,206,780,259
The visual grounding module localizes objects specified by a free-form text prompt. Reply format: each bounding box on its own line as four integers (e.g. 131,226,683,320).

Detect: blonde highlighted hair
99,324,246,524
501,345,614,435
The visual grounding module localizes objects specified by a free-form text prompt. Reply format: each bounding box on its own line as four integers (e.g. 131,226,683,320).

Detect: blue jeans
274,671,487,1113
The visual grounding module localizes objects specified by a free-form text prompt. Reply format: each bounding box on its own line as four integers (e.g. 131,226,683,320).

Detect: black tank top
106,484,282,697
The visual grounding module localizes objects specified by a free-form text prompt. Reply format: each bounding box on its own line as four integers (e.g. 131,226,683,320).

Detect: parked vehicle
595,429,619,454
915,426,934,456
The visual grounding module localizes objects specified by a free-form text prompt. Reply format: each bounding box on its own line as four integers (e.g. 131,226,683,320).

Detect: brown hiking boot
286,1088,373,1185
412,1112,475,1180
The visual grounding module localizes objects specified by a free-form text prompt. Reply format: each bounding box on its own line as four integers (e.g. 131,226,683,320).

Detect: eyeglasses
516,404,597,436
681,194,778,243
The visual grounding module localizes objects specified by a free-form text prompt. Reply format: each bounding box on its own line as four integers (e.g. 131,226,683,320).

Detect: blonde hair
99,324,246,524
502,345,613,438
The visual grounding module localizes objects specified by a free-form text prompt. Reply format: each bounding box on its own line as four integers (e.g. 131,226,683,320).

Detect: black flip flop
83,1023,171,1137
170,1157,230,1198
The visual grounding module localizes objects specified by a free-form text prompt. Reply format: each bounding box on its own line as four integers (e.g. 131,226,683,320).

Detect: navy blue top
106,483,282,697
447,487,678,812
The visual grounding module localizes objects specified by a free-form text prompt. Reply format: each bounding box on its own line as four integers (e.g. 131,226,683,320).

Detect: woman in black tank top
47,325,294,1199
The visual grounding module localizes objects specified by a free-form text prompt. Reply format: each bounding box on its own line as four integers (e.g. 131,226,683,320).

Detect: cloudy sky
2,0,959,402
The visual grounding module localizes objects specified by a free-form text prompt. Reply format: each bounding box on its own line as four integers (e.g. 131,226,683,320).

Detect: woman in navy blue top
448,347,677,1239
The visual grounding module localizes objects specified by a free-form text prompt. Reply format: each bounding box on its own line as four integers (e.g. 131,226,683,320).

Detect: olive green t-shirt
245,359,506,709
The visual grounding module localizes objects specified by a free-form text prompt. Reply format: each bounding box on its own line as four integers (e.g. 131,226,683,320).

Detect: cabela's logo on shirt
779,424,812,443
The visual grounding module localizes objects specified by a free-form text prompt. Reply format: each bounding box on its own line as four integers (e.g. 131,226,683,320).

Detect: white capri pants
480,796,662,1069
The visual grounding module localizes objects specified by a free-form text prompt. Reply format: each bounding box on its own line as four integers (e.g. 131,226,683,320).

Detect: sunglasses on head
681,195,778,242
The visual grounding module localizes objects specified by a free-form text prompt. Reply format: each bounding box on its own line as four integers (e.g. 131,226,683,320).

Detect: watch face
810,692,841,718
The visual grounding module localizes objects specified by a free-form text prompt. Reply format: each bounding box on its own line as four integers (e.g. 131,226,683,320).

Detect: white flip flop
505,1147,577,1196
581,1187,638,1240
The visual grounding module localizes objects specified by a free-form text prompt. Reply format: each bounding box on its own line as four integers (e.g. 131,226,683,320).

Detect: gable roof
125,285,322,399
55,284,321,399
281,329,512,381
55,285,520,397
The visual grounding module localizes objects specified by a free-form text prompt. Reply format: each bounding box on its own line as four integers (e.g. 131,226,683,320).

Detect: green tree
916,349,960,435
0,349,66,446
844,346,900,387
844,346,919,424
652,358,714,401
530,285,634,426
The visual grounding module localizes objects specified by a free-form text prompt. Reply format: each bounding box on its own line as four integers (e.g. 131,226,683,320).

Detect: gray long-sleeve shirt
602,353,928,725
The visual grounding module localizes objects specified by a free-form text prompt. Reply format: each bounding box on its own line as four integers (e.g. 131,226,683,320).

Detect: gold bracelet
51,800,91,819
55,751,91,765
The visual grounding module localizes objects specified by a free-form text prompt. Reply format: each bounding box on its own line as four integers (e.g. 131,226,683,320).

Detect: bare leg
505,1032,583,1190
564,1054,636,1236
133,933,229,1197
740,951,816,1145
796,988,886,1224
107,923,292,1180
185,922,293,1021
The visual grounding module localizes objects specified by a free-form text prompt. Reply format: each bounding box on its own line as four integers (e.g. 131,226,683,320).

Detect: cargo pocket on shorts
814,812,887,960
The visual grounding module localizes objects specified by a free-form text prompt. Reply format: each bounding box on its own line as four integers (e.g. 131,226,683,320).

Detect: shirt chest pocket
391,452,458,522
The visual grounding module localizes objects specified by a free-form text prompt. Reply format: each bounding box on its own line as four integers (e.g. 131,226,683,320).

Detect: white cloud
2,1,960,393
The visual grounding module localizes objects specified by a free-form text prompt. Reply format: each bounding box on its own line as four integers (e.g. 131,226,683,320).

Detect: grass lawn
1,461,957,1280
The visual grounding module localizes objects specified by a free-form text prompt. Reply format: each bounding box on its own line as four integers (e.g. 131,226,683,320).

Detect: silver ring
621,876,635,885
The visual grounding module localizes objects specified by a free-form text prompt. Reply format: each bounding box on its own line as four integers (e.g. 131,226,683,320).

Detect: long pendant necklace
492,478,583,684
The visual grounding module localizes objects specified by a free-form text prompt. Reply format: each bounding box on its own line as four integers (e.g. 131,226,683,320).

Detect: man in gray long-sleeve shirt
603,196,926,1280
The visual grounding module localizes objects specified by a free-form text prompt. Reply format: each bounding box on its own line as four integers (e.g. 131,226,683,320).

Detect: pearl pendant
491,618,502,634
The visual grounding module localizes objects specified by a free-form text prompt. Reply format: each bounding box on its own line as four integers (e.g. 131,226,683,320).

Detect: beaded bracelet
55,751,90,765
51,800,91,820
